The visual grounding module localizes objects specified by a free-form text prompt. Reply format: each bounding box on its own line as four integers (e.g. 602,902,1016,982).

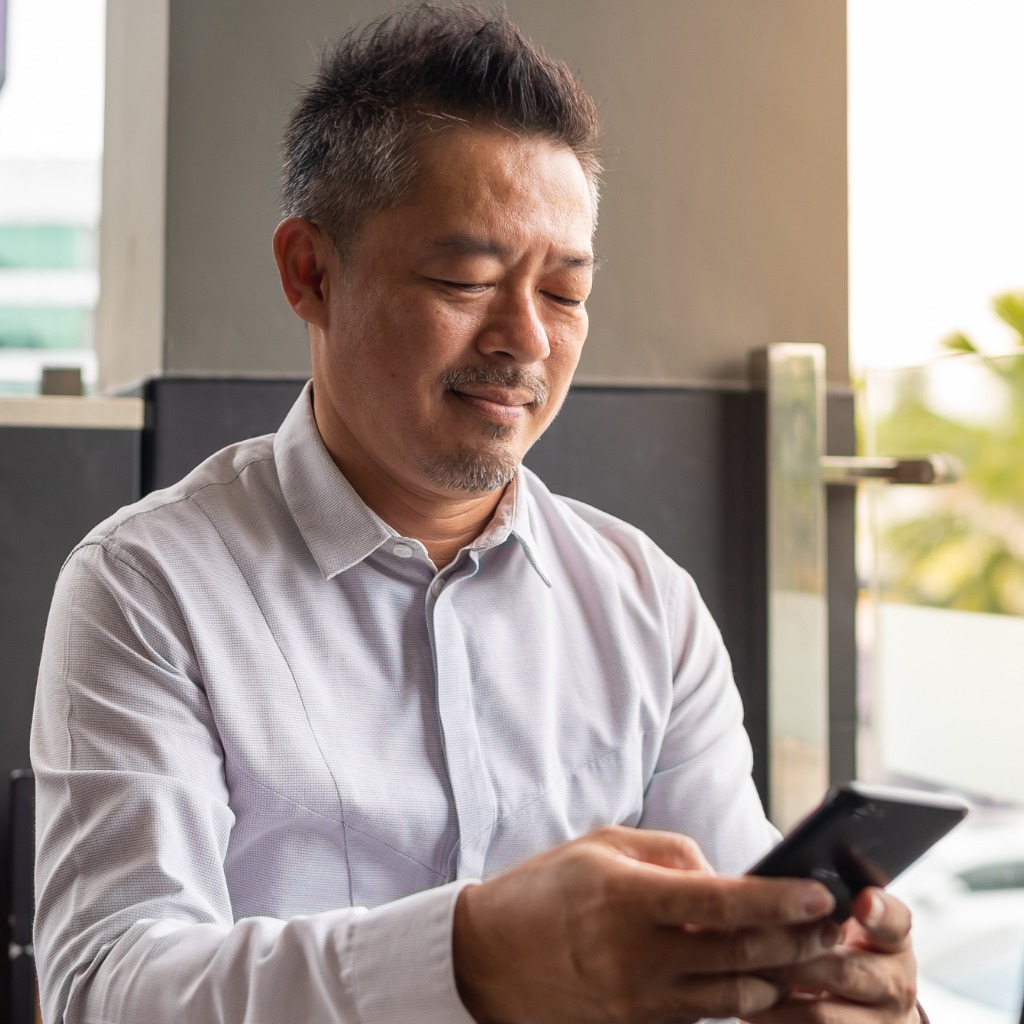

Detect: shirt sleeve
637,566,780,875
31,541,478,1024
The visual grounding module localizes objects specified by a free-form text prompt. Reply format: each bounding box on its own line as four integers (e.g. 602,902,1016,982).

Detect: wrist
452,883,499,1024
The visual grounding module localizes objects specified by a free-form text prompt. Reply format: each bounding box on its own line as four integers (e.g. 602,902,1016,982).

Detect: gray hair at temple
280,3,602,257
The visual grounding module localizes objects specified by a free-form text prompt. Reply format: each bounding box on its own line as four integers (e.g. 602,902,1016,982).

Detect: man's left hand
746,887,920,1023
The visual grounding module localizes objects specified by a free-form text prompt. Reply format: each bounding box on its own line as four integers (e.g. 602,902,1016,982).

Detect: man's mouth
449,388,532,425
439,368,549,419
453,385,535,407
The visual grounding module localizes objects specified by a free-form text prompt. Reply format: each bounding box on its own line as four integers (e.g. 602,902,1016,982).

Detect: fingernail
864,891,884,927
803,886,835,918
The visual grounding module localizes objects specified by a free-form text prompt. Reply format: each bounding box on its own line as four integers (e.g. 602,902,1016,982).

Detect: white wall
877,603,1024,804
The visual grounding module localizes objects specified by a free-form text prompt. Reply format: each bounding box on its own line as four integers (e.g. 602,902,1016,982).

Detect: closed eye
437,279,490,293
544,292,584,309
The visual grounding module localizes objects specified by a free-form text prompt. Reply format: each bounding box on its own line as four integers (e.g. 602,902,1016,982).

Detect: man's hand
453,826,841,1024
748,888,920,1023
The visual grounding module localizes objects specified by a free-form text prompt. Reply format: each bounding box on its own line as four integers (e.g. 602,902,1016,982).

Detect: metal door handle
819,454,961,486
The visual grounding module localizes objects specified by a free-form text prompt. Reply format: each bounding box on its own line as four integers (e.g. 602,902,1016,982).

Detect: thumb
849,888,913,952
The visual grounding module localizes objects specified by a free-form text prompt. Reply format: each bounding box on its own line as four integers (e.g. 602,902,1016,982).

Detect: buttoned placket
422,550,497,880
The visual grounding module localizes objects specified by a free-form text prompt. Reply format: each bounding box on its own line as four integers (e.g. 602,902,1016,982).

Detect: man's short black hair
281,3,602,255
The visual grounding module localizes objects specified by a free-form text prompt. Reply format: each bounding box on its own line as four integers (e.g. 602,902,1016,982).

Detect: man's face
310,127,595,499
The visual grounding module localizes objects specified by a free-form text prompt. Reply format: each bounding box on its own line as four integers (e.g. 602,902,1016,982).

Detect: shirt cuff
345,879,481,1024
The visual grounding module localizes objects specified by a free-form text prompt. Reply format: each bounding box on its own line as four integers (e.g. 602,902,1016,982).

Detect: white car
889,812,1024,1023
893,815,1024,912
906,888,1024,1024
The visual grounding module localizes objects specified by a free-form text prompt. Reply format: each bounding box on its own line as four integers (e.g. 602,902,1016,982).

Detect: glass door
858,347,1024,1022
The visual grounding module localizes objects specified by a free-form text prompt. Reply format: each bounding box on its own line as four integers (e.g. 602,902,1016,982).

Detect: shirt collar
274,382,552,585
468,470,552,587
274,382,394,579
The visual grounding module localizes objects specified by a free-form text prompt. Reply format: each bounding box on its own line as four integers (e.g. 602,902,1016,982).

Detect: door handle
819,454,961,486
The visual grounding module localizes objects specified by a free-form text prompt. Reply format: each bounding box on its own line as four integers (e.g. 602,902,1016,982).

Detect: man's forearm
39,882,476,1024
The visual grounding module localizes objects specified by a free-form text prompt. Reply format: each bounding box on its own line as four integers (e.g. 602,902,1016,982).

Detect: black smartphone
747,782,969,922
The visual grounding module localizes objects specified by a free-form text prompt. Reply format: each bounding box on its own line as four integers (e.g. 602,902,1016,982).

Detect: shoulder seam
80,450,277,551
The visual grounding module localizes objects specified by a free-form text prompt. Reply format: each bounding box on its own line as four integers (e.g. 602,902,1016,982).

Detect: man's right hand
453,826,839,1024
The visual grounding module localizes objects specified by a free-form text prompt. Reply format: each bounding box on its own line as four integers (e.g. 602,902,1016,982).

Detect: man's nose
476,290,551,363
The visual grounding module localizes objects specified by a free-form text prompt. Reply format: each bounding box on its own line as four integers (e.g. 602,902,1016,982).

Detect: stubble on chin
421,422,520,494
427,365,550,494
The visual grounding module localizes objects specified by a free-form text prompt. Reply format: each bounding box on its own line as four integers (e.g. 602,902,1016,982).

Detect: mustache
439,366,550,406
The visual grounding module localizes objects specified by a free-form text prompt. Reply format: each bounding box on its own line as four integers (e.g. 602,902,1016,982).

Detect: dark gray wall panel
142,377,306,492
3,381,854,1016
525,388,770,797
136,378,856,806
528,389,853,797
826,394,857,787
0,425,139,1016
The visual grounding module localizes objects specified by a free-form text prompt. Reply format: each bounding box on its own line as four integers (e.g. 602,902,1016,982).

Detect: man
32,6,922,1023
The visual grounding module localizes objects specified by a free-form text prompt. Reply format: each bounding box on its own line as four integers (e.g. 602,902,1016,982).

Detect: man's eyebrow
574,252,607,272
433,234,511,259
432,234,603,271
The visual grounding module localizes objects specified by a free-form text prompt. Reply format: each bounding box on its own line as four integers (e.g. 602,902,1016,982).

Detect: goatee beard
424,365,549,493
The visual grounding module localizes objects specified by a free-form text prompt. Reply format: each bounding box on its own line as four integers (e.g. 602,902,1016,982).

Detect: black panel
3,380,856,1015
142,377,306,492
826,392,857,786
138,380,862,806
8,770,34,1024
0,425,139,1017
135,377,858,807
525,388,770,799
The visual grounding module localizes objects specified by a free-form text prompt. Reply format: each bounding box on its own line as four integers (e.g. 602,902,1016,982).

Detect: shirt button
393,542,414,559
431,577,446,596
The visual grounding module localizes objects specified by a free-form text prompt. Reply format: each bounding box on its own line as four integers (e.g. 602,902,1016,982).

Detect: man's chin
421,445,520,495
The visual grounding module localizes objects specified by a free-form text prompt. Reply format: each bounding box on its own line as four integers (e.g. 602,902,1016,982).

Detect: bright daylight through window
0,0,105,393
849,2,1024,1020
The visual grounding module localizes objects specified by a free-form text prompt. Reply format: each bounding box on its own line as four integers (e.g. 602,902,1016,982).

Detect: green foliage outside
869,290,1024,617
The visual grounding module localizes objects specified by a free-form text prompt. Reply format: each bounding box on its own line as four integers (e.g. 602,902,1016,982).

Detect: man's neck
356,474,506,570
311,387,510,568
327,442,507,570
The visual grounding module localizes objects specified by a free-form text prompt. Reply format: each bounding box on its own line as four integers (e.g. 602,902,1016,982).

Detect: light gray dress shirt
32,382,776,1024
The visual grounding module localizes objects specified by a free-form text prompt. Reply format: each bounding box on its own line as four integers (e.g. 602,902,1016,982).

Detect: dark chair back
8,769,36,1024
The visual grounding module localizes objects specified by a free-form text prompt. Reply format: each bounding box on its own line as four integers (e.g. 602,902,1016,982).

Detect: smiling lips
450,386,536,424
439,366,549,425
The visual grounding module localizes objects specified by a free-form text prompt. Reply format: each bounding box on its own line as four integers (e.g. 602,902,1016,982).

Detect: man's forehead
411,125,593,205
431,233,598,270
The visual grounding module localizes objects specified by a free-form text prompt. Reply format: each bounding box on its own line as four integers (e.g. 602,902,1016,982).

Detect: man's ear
273,217,332,329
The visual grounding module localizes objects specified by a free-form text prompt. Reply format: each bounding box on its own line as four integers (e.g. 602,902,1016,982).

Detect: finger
747,995,905,1024
652,919,841,974
852,888,913,952
635,870,836,929
588,825,717,873
759,944,917,1009
665,972,791,1021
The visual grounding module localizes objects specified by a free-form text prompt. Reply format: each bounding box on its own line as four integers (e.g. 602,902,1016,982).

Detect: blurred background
848,4,1024,1020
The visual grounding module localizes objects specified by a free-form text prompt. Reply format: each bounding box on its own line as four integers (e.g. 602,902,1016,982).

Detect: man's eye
545,292,584,309
439,280,488,293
